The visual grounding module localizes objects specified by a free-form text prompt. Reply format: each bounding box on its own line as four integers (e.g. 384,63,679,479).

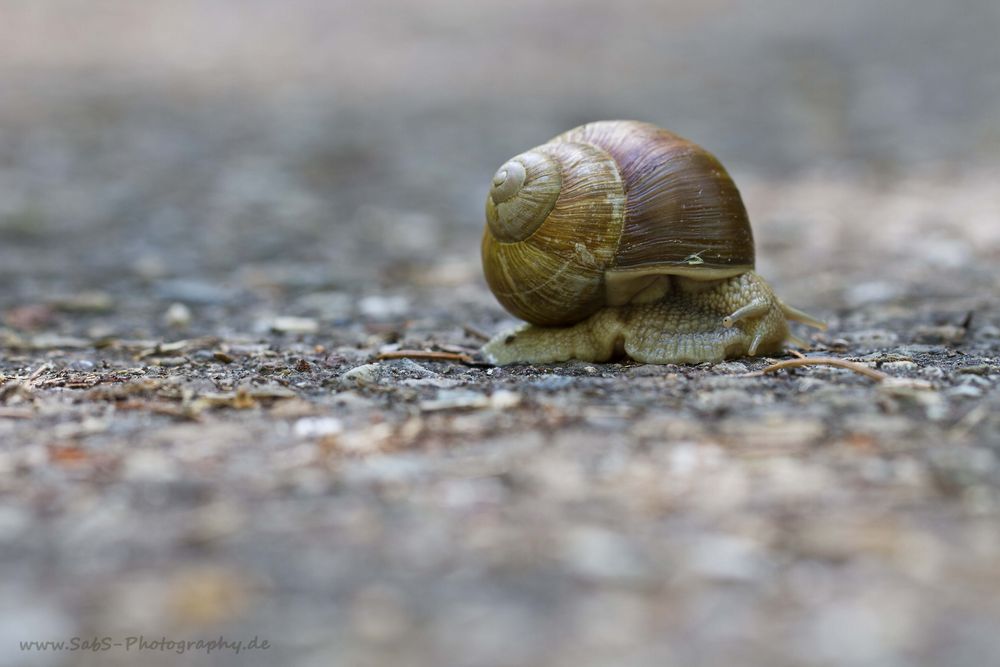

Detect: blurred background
1,0,998,331
2,2,1000,667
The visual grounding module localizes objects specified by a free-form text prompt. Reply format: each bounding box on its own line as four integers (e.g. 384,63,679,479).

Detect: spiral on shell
481,121,755,327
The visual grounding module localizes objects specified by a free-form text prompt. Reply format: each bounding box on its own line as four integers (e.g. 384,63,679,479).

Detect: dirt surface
1,1,999,666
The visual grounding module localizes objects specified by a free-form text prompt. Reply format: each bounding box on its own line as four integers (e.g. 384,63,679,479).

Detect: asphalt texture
1,2,999,666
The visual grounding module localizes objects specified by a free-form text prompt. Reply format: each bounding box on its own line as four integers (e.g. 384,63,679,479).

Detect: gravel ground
1,1,999,666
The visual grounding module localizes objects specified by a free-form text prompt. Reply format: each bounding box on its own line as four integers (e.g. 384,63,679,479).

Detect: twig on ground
462,324,492,341
376,350,476,364
27,363,52,384
754,356,888,382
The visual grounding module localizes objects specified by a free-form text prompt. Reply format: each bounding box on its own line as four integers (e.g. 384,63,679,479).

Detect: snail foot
483,272,824,365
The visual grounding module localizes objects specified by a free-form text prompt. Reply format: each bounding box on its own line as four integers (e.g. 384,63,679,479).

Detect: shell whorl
481,121,756,327
486,150,561,243
482,142,626,327
554,121,755,276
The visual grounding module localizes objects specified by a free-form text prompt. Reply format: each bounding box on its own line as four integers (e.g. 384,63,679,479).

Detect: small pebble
913,324,966,344
49,290,115,313
975,324,1000,339
714,361,749,374
156,279,235,305
948,385,983,399
295,291,354,319
293,417,344,438
270,316,319,335
489,389,521,409
529,375,574,390
343,363,382,384
842,329,900,345
880,360,918,373
122,450,181,481
152,356,188,367
358,295,410,319
419,390,490,411
391,358,438,378
213,351,235,363
163,302,192,329
959,375,991,388
400,377,462,388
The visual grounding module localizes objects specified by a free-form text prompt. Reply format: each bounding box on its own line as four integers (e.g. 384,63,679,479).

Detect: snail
480,120,825,365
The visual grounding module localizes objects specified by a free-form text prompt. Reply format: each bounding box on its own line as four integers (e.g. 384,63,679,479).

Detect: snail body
480,120,823,364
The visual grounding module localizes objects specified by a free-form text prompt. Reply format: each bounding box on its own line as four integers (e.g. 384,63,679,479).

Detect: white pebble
162,302,192,328
293,417,344,438
489,389,522,409
270,316,319,334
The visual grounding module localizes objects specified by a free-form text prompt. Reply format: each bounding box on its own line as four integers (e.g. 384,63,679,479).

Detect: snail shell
482,120,754,327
